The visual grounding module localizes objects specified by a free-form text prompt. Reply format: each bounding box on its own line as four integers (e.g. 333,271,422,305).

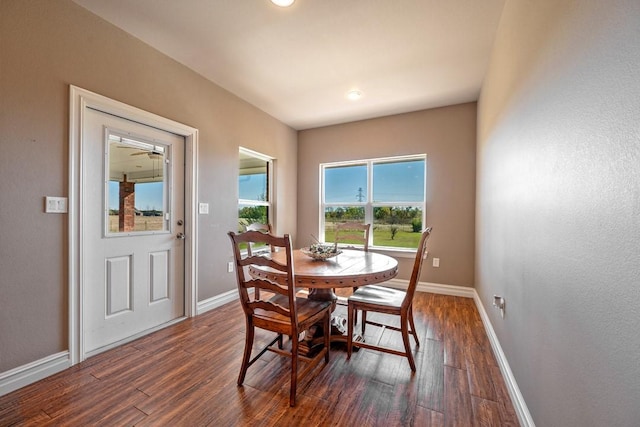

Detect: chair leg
361,310,367,335
238,318,254,385
408,305,420,347
352,300,359,327
324,310,331,363
401,315,416,372
278,333,284,349
347,303,354,359
290,332,299,407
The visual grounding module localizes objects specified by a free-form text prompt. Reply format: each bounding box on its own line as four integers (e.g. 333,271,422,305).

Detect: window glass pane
239,173,267,201
107,134,167,233
323,206,365,242
238,204,268,232
372,206,423,249
239,154,268,201
238,149,272,252
320,155,426,250
373,159,424,202
324,164,367,203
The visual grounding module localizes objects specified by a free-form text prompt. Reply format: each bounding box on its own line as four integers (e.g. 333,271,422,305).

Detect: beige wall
477,0,640,424
0,0,297,372
297,104,476,286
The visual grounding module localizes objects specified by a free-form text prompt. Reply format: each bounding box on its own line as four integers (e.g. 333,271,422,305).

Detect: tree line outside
238,205,423,249
237,205,268,231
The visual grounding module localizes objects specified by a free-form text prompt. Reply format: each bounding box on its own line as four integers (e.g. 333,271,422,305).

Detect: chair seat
349,285,406,308
254,294,332,328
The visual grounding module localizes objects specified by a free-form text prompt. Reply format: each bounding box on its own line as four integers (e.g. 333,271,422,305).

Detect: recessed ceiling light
271,0,294,6
347,90,363,101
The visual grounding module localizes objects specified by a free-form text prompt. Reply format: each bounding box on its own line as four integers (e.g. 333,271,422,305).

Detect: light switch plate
199,203,209,214
45,196,68,213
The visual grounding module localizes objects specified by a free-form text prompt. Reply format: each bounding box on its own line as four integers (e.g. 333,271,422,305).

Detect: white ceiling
72,0,505,130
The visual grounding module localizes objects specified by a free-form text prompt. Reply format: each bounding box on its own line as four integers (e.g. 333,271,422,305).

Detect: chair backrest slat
242,278,288,297
404,227,433,307
247,299,291,318
237,255,288,273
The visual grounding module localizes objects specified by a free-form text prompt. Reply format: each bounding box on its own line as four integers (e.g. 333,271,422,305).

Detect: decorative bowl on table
301,243,342,261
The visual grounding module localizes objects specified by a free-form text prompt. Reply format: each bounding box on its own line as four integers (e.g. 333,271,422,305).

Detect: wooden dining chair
334,222,370,251
346,227,432,371
228,230,332,407
333,222,371,301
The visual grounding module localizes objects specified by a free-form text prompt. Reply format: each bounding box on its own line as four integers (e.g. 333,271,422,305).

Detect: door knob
176,232,186,240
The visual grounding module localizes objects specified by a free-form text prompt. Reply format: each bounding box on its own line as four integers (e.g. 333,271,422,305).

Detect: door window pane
107,133,168,234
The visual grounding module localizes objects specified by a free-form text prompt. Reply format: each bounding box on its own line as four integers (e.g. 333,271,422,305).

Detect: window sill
369,247,417,259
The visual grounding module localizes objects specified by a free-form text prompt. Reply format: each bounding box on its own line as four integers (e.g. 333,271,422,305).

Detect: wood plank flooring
0,292,519,426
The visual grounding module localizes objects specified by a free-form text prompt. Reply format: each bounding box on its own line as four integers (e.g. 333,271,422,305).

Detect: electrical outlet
432,257,440,268
227,261,234,273
493,295,505,318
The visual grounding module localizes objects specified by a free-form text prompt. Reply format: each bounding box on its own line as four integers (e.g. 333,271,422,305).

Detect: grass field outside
325,222,421,249
232,218,422,250
108,215,164,233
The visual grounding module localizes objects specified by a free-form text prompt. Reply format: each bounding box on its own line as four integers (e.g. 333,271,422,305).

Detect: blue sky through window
239,173,267,201
325,165,367,203
373,160,424,202
325,159,424,203
109,181,164,211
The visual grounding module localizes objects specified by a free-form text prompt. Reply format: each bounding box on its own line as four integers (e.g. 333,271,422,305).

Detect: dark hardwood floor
0,292,519,426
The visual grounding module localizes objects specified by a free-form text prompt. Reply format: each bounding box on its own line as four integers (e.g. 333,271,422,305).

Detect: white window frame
238,147,274,235
320,154,426,252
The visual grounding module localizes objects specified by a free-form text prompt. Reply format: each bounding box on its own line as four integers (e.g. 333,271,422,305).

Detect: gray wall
0,0,297,372
298,104,476,286
477,0,640,425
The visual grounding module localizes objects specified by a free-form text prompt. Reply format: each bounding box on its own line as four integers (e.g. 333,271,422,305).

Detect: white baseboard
385,278,476,298
196,288,239,315
472,292,535,427
0,351,70,397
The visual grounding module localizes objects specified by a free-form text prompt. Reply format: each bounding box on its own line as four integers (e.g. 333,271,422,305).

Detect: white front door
82,107,185,356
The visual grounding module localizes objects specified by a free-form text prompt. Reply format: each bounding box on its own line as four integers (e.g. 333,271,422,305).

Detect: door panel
150,250,169,302
105,255,132,315
82,108,185,355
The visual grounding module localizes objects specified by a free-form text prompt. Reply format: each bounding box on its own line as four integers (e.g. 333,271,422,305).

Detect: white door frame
68,85,199,364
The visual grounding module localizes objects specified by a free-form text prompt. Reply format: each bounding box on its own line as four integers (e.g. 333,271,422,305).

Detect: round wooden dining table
249,248,399,355
248,248,399,301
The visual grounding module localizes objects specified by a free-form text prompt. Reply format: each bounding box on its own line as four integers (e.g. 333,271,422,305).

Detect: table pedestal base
298,313,364,357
